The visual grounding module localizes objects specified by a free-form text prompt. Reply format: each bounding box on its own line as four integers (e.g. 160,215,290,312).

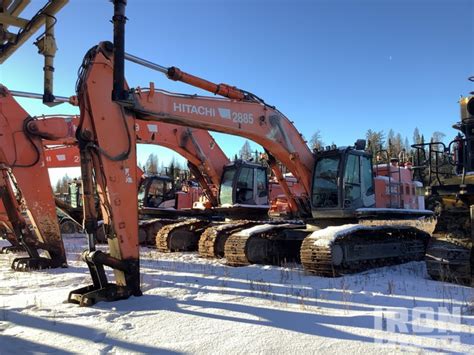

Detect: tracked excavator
112,15,435,274
59,28,435,306
412,92,474,286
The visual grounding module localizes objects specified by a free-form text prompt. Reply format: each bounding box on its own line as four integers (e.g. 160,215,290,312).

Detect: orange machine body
374,163,423,210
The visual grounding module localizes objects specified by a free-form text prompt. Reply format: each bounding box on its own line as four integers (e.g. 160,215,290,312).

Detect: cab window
219,167,236,205
343,154,361,206
236,167,254,204
312,156,340,208
147,179,165,207
361,156,374,196
256,168,268,198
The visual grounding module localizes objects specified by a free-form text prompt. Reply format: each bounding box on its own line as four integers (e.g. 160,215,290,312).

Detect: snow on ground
1,236,474,354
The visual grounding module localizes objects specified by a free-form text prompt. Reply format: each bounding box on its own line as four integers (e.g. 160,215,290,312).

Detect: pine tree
167,157,176,178
386,129,395,151
404,137,410,151
55,180,61,194
413,127,421,146
239,141,253,161
366,129,385,159
309,130,324,150
145,153,159,174
393,133,403,157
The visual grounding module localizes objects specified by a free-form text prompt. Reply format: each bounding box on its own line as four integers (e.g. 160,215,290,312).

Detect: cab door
343,153,362,209
235,166,255,204
343,153,375,209
254,167,269,206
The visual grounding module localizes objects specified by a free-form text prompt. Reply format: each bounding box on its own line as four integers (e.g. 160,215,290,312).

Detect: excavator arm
0,85,74,268
67,43,141,305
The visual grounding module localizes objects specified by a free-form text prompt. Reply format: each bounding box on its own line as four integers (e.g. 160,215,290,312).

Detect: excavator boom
132,89,314,198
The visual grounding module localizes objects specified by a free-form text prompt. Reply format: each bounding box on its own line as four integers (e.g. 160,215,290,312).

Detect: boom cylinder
124,53,246,101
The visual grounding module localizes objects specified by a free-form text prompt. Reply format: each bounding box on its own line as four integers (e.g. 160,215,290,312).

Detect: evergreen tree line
141,153,189,178
309,128,450,164
142,153,190,181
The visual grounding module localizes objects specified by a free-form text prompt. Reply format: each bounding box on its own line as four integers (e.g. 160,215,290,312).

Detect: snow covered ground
1,236,473,354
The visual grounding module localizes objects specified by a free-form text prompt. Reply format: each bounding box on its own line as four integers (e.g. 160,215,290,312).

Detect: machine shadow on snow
0,309,182,354
0,334,74,355
93,294,473,352
139,257,474,314
144,272,473,314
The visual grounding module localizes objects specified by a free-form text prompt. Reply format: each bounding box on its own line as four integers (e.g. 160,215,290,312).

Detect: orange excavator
55,24,433,305
123,51,434,265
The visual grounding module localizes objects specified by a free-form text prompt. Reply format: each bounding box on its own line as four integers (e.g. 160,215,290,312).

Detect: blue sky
1,0,473,184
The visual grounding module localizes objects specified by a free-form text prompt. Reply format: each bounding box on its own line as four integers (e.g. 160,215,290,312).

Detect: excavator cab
138,176,176,208
219,161,269,206
311,147,375,218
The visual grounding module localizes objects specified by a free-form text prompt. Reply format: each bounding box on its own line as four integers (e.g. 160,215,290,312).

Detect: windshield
236,167,255,204
312,156,340,208
150,180,165,207
219,167,237,205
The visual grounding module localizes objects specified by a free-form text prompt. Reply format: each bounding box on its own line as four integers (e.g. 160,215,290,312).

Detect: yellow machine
413,92,474,286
